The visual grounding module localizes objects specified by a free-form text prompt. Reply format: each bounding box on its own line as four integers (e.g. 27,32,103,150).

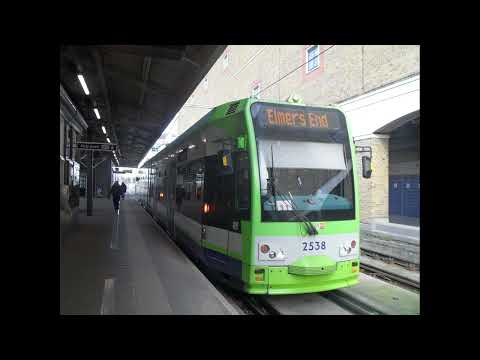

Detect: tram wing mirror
362,156,372,178
218,150,233,175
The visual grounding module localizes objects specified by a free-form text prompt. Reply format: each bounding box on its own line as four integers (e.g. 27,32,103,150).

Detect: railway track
214,284,281,315
322,291,381,315
360,263,419,291
361,249,419,271
219,286,376,315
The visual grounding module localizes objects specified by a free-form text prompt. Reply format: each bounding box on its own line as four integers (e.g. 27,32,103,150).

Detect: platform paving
60,197,238,315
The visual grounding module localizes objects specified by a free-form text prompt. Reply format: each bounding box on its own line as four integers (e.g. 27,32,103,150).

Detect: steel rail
322,292,381,315
360,263,420,291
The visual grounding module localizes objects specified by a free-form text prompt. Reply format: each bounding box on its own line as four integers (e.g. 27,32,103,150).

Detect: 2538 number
302,241,326,251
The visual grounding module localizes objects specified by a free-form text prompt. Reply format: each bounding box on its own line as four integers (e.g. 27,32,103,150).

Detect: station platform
361,218,419,243
60,197,239,315
360,218,420,266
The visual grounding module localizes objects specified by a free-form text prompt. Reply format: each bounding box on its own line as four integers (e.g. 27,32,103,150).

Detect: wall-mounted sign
76,142,117,152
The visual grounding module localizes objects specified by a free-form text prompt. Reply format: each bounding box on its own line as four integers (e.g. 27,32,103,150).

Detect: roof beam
139,56,152,107
95,45,186,60
115,105,166,123
91,48,122,157
104,66,175,97
118,117,164,128
135,45,227,165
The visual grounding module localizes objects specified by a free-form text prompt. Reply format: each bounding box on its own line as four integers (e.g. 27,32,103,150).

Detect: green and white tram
139,97,371,294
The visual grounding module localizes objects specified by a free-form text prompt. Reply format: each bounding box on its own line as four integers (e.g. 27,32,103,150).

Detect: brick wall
176,45,419,134
355,135,390,221
363,45,420,92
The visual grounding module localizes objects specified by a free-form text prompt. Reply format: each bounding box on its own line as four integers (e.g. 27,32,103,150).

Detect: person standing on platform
108,180,122,212
121,182,127,200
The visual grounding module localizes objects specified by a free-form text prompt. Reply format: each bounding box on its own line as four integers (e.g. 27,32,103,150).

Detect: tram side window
195,165,204,200
149,169,156,198
184,165,194,200
235,151,250,217
176,167,186,209
176,161,204,222
157,167,166,200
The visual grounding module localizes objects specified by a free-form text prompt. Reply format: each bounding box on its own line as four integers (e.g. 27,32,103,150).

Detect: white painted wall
337,75,420,138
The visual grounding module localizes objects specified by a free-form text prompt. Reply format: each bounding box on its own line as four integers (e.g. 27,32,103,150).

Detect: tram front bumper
245,260,360,295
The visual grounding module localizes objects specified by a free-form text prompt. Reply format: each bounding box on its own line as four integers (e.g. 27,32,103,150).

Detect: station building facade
160,45,420,226
60,84,88,207
60,84,88,238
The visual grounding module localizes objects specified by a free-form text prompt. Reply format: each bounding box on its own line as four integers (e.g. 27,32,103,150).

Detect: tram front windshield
251,102,355,222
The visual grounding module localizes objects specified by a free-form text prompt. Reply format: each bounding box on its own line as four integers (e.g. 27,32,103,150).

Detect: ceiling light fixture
93,108,101,119
101,126,106,134
77,74,90,95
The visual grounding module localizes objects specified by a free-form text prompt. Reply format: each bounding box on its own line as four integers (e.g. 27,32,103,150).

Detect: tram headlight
339,240,358,257
260,244,270,254
259,243,286,261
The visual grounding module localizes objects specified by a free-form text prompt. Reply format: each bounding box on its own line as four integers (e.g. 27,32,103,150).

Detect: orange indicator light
203,203,210,214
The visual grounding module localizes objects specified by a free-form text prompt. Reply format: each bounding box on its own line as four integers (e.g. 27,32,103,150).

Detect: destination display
76,142,117,151
251,103,343,132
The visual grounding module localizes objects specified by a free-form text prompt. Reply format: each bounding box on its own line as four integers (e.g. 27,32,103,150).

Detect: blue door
389,175,420,223
403,176,420,218
389,176,403,216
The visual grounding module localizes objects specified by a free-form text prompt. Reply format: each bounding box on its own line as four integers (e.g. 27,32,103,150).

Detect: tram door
203,155,234,265
166,162,176,236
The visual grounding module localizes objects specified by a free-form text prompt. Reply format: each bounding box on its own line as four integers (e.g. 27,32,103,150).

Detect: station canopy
60,45,226,167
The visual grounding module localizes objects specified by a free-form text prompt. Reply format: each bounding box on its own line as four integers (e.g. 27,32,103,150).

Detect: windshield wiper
275,189,318,236
269,144,317,236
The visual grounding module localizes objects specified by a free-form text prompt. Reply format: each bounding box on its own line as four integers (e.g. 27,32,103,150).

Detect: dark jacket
109,183,122,198
121,183,127,194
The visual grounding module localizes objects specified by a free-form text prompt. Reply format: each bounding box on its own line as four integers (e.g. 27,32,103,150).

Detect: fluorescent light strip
77,74,90,95
107,137,111,143
94,108,101,119
102,126,107,134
